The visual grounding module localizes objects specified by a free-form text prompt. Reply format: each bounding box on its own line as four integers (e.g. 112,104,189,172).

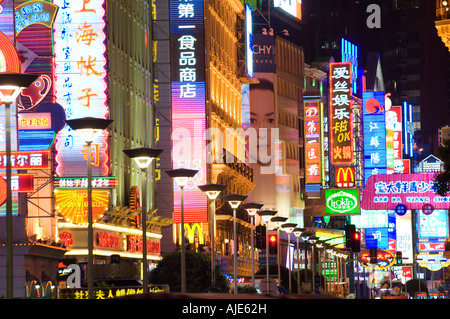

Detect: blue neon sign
363,91,387,185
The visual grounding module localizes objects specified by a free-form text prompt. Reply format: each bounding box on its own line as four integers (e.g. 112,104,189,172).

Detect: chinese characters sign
362,91,386,184
386,105,402,171
54,0,109,177
304,100,322,184
361,173,450,210
54,176,118,189
14,0,59,35
170,0,207,223
329,62,353,165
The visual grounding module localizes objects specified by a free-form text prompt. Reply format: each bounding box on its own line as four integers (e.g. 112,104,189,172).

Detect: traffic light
350,230,361,252
345,224,356,248
396,251,402,264
369,248,377,264
255,225,266,249
268,233,277,254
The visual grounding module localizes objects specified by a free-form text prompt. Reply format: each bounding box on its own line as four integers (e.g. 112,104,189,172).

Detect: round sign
395,204,407,216
0,177,6,206
422,203,434,215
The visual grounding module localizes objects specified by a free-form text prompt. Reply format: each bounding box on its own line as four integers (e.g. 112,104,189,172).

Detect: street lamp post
123,147,163,293
258,210,277,293
281,223,297,292
241,202,264,287
165,168,198,293
65,117,113,299
308,236,319,293
301,232,312,289
198,184,226,289
222,194,247,295
270,216,287,287
293,228,304,293
0,72,39,299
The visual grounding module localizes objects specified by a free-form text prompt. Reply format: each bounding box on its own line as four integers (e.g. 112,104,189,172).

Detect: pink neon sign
361,173,448,210
54,0,109,177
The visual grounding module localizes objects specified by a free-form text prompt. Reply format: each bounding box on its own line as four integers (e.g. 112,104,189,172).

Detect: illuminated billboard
304,100,322,184
54,0,110,177
418,209,448,239
325,188,360,216
361,173,449,210
273,0,302,21
386,105,402,161
362,91,386,184
329,62,353,165
170,0,207,223
14,0,59,36
335,166,355,188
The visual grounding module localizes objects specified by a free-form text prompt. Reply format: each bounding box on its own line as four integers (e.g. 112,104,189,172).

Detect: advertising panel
54,0,110,177
366,227,389,250
361,173,449,210
350,209,388,228
170,0,207,223
335,166,355,187
273,0,302,20
55,188,110,225
396,211,413,264
362,91,386,184
418,209,448,239
329,62,353,165
304,100,322,184
325,188,360,216
386,105,402,160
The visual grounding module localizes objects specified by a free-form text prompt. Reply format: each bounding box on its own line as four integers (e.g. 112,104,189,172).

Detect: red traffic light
269,234,277,243
353,231,360,240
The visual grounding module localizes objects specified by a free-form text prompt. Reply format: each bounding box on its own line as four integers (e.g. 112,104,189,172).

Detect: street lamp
301,232,312,288
257,210,277,293
0,71,39,299
222,194,247,295
65,117,113,299
270,216,287,287
293,227,304,293
198,183,226,289
308,235,319,293
241,202,264,287
123,147,163,293
165,168,198,293
281,222,297,292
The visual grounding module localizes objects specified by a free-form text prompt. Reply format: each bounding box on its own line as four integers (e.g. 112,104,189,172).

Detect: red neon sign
0,151,49,169
304,100,322,184
329,62,353,165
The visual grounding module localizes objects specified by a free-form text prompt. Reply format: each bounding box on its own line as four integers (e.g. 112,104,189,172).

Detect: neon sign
362,91,386,184
361,173,450,210
335,166,355,188
359,249,395,269
245,4,253,77
54,0,110,177
402,101,414,158
273,0,302,20
329,62,353,165
0,150,49,169
304,100,322,184
170,0,207,223
341,38,358,94
55,188,110,225
324,189,359,215
14,0,59,35
54,176,118,189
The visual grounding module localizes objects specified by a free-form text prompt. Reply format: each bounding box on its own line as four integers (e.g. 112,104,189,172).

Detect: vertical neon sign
54,0,109,177
170,0,207,223
402,101,413,158
304,100,322,184
329,62,353,165
362,91,386,185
